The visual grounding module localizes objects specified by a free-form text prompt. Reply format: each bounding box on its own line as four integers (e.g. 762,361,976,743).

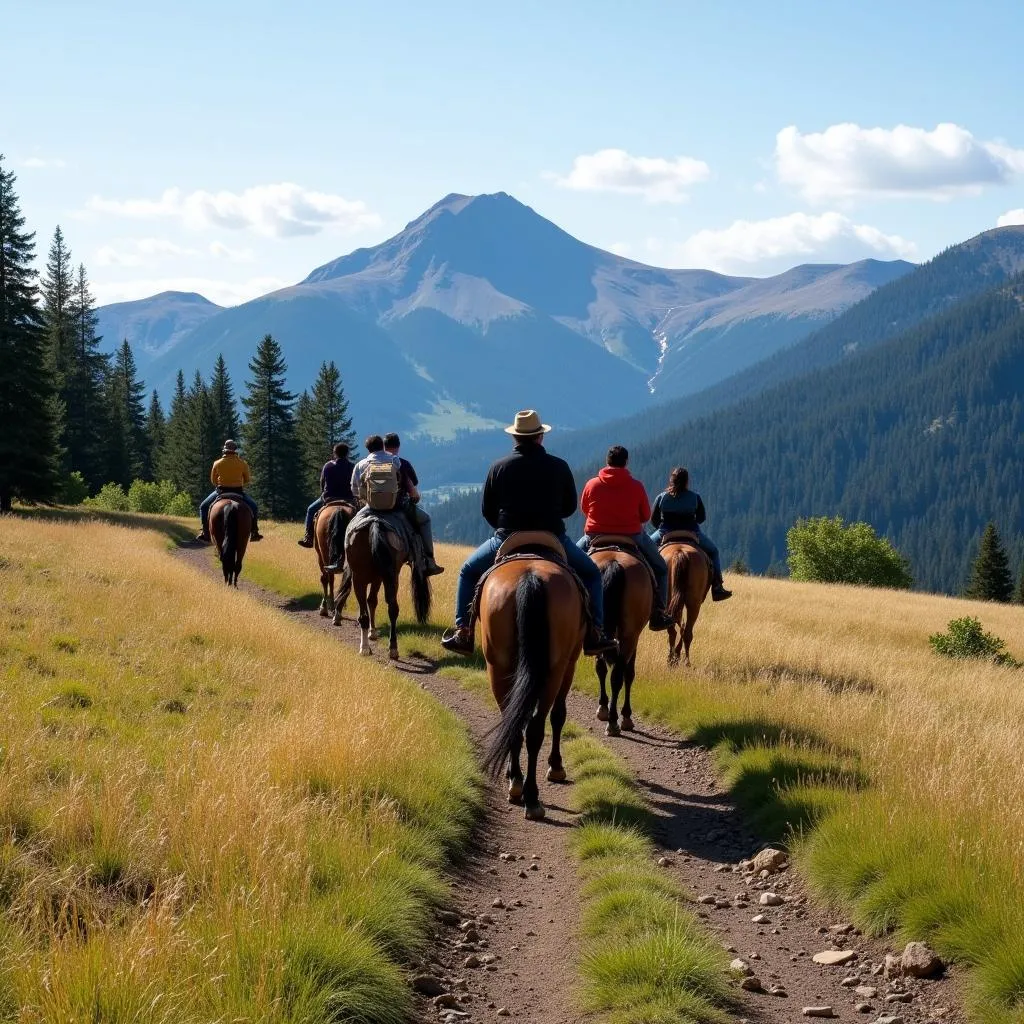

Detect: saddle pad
589,533,639,551
215,491,245,502
322,499,355,512
660,529,700,547
496,531,565,560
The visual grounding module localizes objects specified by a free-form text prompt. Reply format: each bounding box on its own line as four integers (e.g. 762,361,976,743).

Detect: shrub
163,492,195,517
60,472,89,505
787,515,912,589
929,616,1019,666
728,558,749,575
127,480,165,514
84,482,129,512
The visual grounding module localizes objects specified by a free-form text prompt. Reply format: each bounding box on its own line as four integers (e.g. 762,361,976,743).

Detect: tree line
0,155,355,516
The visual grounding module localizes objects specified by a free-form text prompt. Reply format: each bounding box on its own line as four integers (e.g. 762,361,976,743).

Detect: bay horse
480,538,585,821
313,501,356,625
336,518,430,659
590,545,652,736
663,537,711,667
210,495,250,586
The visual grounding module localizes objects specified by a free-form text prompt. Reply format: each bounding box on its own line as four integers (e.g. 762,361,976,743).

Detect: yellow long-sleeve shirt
210,453,251,489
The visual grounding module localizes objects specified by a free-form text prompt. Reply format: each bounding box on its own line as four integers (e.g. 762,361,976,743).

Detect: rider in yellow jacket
197,440,262,541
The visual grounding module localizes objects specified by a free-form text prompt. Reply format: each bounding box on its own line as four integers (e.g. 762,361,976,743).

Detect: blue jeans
649,528,721,579
304,497,326,536
200,489,258,531
454,531,604,630
578,533,668,608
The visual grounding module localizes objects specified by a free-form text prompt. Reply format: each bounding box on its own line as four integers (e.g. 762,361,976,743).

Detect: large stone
760,892,784,906
812,949,857,966
900,941,943,978
802,1007,836,1017
731,958,753,975
412,975,446,997
750,847,788,874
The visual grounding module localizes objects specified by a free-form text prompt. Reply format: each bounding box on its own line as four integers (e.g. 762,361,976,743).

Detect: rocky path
176,543,966,1024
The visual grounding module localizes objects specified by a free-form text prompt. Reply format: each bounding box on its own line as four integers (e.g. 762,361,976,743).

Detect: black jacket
481,443,577,534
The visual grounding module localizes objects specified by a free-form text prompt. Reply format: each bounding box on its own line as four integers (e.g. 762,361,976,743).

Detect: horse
663,539,711,667
336,517,430,659
480,549,585,821
590,546,652,736
210,495,251,586
312,501,356,625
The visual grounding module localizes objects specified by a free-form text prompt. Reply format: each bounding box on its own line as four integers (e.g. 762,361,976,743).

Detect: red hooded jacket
580,466,652,536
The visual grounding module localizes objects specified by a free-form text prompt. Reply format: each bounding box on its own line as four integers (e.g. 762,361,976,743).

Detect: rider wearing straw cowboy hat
441,409,616,657
196,439,263,543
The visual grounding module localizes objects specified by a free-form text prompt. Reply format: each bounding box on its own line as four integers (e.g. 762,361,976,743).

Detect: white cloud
654,211,917,273
96,237,257,268
997,208,1024,227
776,123,1024,201
555,148,710,203
23,157,66,169
94,276,288,308
86,183,381,237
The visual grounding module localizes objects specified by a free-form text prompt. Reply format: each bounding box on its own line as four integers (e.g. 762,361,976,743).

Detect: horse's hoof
508,781,524,804
621,716,635,732
605,721,621,738
368,629,379,642
596,706,609,722
546,766,567,783
388,649,399,661
332,616,341,627
524,803,546,821
359,648,372,658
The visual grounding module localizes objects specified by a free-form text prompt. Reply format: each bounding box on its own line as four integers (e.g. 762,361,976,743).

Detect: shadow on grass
691,719,858,761
11,505,194,544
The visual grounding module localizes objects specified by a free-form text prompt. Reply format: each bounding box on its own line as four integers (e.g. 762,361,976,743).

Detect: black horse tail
410,561,431,625
600,558,626,655
328,506,346,568
667,549,688,620
221,501,238,584
482,572,549,779
369,519,395,581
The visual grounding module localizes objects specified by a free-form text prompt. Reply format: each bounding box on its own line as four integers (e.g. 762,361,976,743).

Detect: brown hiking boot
441,627,473,655
584,627,617,657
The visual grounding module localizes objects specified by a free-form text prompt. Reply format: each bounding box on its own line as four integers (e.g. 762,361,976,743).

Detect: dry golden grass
0,517,479,1022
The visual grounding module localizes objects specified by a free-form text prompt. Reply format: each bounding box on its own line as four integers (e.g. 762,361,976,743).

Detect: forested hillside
434,277,1024,594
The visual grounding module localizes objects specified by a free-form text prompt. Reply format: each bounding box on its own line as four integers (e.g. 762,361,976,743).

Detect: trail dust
177,542,967,1024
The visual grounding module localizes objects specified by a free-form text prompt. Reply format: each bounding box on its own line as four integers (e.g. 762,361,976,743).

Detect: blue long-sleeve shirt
650,489,706,533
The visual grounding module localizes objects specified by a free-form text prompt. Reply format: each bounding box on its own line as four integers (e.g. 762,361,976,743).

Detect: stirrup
584,630,617,657
440,627,473,655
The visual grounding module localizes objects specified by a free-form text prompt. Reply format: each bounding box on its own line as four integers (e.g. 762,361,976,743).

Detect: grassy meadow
240,529,1024,1023
0,514,480,1022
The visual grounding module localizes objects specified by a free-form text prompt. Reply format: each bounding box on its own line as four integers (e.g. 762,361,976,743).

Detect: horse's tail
482,572,549,779
600,558,626,661
667,548,689,620
221,502,238,584
410,561,431,625
328,506,346,568
369,519,395,581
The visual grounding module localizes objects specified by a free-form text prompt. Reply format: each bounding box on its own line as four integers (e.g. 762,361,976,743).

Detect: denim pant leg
561,535,605,630
305,498,325,535
576,535,591,552
199,490,218,531
698,533,722,578
455,535,502,627
634,531,669,606
648,528,663,545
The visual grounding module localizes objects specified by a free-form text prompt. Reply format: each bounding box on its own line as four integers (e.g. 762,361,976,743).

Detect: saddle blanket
345,505,424,570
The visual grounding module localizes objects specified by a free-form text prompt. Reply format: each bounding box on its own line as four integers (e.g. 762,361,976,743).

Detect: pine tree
208,353,239,442
1015,568,1024,606
965,522,1014,602
144,389,165,481
0,154,60,510
241,334,301,518
106,339,147,486
184,371,219,505
295,359,355,496
159,371,191,492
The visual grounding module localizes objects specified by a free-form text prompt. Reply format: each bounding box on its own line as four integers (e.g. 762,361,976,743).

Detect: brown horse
336,518,430,659
591,548,652,736
480,556,585,820
663,540,711,666
210,496,251,586
313,502,356,625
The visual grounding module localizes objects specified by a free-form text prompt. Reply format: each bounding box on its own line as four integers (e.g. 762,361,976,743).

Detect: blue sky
6,0,1024,305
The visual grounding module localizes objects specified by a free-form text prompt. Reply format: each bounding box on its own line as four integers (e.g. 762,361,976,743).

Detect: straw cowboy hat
222,439,239,453
503,409,552,437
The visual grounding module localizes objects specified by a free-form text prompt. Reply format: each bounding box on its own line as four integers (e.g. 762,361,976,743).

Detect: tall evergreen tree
241,334,301,518
965,522,1014,602
106,339,147,486
0,154,60,510
184,371,219,505
295,359,355,496
159,371,191,492
1016,568,1024,606
144,389,165,481
208,353,239,442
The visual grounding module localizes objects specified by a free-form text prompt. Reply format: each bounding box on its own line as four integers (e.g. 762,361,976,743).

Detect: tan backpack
364,459,400,511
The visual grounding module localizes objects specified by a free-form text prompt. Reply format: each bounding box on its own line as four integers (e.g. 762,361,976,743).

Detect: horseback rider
577,445,674,631
440,409,616,657
297,442,355,548
384,432,444,576
649,466,732,601
196,439,262,543
349,434,443,576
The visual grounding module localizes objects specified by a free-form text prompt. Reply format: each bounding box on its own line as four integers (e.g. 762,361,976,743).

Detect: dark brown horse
313,502,356,625
210,496,251,586
663,539,711,667
480,553,585,820
336,518,430,659
591,547,652,736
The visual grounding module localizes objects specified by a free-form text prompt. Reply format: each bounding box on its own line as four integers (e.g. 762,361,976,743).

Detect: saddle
588,534,657,595
214,490,245,502
345,506,421,564
313,499,356,527
659,529,701,548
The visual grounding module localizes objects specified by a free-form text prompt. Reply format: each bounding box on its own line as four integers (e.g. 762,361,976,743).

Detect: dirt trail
177,543,966,1024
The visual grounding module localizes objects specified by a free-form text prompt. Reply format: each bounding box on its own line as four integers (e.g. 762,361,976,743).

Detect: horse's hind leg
547,690,568,783
605,658,623,737
384,574,400,661
621,654,636,731
683,605,698,667
595,656,610,721
507,728,524,804
367,582,380,641
319,567,332,617
355,582,372,656
523,710,547,820
667,621,681,666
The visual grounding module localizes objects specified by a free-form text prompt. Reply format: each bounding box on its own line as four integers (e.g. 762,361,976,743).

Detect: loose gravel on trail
177,542,967,1024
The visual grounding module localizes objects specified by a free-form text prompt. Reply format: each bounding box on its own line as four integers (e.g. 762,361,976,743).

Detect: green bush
929,616,1019,666
127,480,164,514
787,515,913,589
84,480,193,517
60,472,89,505
163,492,195,517
84,482,129,512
